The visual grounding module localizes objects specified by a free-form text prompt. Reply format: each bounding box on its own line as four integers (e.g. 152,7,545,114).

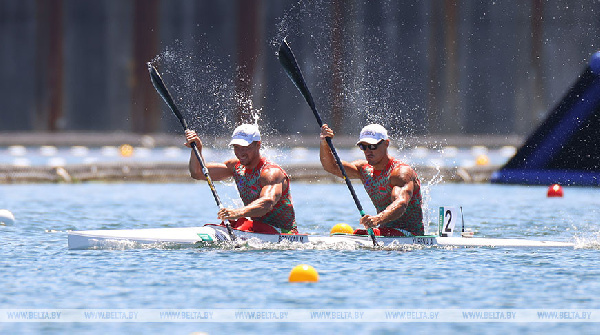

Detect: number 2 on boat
439,206,457,237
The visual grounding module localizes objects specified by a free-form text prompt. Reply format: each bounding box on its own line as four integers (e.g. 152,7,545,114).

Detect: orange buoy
475,154,490,166
547,184,564,197
119,144,134,157
288,264,319,283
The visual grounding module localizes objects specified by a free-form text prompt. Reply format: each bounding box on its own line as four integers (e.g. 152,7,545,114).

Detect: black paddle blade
278,39,376,246
147,63,188,130
277,39,322,125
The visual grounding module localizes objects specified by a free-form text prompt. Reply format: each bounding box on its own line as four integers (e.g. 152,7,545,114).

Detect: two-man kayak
66,207,575,250
67,224,574,250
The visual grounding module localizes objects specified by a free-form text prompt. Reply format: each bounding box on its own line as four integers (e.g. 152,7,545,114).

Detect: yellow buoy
330,223,354,235
119,144,134,157
475,154,489,166
288,264,319,283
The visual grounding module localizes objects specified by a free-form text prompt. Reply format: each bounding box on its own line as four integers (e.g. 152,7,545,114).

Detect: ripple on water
1,183,599,334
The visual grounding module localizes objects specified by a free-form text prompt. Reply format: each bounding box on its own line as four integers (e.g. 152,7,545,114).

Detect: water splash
78,236,436,252
573,231,600,249
271,0,427,137
150,39,236,136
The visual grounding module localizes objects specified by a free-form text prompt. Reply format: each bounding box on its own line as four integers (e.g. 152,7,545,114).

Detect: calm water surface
1,182,599,334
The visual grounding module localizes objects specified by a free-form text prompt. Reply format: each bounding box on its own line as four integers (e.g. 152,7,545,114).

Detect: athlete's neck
242,156,264,170
371,155,392,170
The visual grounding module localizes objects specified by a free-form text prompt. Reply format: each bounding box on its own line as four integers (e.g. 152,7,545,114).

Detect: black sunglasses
357,141,383,151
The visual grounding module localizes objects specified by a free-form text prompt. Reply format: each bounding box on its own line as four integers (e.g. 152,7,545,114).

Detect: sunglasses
357,141,383,151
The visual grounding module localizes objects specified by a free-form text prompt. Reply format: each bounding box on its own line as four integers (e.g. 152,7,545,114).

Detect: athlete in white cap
319,124,423,236
185,124,297,234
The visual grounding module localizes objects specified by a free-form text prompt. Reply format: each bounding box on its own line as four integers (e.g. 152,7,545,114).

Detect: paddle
277,39,378,246
147,63,236,240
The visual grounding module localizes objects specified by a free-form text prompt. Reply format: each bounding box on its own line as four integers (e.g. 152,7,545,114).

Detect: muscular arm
185,129,234,181
189,160,234,181
360,165,416,228
218,166,285,220
319,124,362,179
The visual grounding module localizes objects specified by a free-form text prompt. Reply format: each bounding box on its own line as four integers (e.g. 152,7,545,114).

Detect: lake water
1,182,599,334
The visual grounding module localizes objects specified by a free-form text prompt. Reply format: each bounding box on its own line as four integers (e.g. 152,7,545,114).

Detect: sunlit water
1,182,599,334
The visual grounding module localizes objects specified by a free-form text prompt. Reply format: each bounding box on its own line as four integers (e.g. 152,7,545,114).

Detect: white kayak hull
67,224,574,250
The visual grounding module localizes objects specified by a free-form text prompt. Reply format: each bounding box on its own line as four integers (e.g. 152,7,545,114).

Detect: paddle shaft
277,40,377,246
147,63,236,240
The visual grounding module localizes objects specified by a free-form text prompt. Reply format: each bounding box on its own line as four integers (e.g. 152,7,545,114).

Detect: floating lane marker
412,147,429,158
70,146,89,157
442,146,458,158
101,146,119,157
47,157,67,167
290,147,309,161
471,145,488,157
500,146,517,157
428,158,445,168
0,209,15,225
8,145,27,156
12,157,31,167
163,146,183,158
140,135,156,148
40,146,58,156
134,147,151,158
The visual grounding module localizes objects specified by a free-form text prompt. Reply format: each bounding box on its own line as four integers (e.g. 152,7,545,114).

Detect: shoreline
0,132,523,149
0,162,497,184
0,132,510,184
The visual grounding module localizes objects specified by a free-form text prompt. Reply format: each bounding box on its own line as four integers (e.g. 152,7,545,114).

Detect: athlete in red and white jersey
185,124,297,234
319,123,424,236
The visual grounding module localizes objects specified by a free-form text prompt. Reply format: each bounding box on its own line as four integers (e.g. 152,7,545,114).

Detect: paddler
185,124,298,234
319,123,423,236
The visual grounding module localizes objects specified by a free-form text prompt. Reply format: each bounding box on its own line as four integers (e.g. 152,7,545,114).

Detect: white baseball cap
356,124,389,145
229,124,261,146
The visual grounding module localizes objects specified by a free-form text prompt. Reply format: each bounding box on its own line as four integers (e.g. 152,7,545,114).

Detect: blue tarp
492,51,600,186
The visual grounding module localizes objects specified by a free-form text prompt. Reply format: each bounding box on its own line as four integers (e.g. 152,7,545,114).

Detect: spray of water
149,39,238,137
145,1,453,232
271,0,428,137
271,0,447,232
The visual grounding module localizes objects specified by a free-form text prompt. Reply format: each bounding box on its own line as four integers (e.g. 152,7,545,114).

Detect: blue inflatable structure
492,51,600,186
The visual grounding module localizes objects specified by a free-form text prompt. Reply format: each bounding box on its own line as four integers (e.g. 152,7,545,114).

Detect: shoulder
224,158,240,170
260,164,286,183
350,159,369,170
391,164,417,183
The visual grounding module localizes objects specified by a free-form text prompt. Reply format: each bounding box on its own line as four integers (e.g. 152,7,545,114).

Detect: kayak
67,223,574,250
67,207,575,250
67,224,305,250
